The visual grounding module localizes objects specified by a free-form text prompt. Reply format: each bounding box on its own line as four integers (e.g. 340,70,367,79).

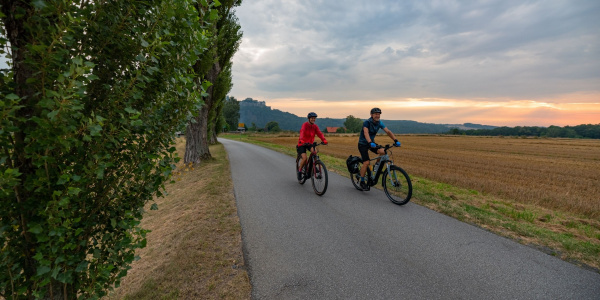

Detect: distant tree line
223,96,241,131
447,124,600,139
237,104,455,134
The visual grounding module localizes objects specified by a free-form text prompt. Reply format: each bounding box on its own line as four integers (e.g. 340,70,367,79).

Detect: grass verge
107,141,251,299
221,134,600,272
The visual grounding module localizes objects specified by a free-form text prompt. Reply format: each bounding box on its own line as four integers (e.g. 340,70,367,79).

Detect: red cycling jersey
297,121,327,146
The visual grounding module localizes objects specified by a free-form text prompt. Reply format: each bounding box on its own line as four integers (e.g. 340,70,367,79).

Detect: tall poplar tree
0,1,209,298
184,0,242,163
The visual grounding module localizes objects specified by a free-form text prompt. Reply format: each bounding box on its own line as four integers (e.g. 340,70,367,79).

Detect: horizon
230,1,600,128
237,97,596,128
236,97,598,128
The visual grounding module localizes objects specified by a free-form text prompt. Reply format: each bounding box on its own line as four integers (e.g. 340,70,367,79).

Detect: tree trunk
184,115,203,164
1,2,39,297
210,130,217,144
184,60,221,163
2,3,74,299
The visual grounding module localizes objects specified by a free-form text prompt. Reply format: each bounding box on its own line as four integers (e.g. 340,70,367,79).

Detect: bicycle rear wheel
311,160,328,196
351,168,371,191
350,172,362,190
382,165,412,205
295,155,307,184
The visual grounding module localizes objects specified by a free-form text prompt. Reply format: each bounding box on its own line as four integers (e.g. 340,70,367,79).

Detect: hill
238,98,496,133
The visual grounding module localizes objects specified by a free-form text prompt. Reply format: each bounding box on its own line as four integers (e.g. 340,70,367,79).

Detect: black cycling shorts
297,144,315,155
358,144,378,162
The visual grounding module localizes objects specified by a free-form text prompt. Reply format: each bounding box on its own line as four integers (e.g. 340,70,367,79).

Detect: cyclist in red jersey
297,112,328,180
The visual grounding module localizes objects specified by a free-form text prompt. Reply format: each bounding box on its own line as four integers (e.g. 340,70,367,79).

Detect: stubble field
263,134,600,218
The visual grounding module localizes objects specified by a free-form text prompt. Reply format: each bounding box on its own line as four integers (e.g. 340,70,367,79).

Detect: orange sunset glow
256,96,600,127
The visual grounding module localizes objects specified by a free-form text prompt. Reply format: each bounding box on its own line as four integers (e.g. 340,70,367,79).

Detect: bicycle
295,142,328,196
348,144,412,205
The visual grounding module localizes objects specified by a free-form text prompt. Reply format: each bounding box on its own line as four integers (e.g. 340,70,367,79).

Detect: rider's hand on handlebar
394,140,401,147
370,142,377,148
322,140,328,145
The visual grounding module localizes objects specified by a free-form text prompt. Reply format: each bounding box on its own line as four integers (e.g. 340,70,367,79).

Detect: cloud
232,0,600,109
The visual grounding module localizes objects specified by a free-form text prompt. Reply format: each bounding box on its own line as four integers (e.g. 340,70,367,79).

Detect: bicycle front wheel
295,155,307,184
382,165,412,205
311,160,328,196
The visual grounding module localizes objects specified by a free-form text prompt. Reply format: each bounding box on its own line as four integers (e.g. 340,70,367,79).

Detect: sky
229,0,600,127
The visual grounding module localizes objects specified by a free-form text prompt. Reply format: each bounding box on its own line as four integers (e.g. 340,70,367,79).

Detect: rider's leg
297,146,307,180
298,152,307,171
358,145,369,176
300,147,316,170
375,148,385,165
359,161,370,178
358,145,371,185
359,161,369,190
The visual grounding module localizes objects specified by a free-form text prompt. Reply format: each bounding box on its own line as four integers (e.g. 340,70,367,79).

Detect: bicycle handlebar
374,144,400,150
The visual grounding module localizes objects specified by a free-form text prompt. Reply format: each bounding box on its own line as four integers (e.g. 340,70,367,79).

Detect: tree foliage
184,0,242,163
265,121,281,132
0,0,210,298
343,115,363,133
223,96,240,130
208,11,242,142
249,122,257,131
448,124,600,139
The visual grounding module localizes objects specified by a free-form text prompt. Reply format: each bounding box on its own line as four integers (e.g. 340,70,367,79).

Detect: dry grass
259,134,600,219
107,139,251,299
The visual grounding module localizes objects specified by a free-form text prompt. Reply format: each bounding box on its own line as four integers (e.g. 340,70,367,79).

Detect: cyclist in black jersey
357,108,401,190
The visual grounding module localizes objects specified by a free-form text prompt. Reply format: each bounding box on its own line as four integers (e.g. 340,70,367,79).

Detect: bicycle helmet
370,107,382,114
307,112,318,118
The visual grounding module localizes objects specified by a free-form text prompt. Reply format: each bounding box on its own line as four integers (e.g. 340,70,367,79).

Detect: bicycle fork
384,163,400,188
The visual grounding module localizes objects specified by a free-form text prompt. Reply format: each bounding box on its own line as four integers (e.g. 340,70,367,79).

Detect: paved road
221,138,600,299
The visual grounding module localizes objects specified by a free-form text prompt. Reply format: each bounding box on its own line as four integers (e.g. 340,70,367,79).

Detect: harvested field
257,134,600,219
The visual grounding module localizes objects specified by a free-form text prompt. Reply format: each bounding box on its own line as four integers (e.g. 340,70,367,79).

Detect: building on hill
240,97,270,109
326,127,340,133
239,97,277,126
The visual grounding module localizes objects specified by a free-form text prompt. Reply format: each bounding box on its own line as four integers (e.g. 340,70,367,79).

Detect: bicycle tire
382,165,412,205
295,155,307,184
350,172,362,190
311,160,328,196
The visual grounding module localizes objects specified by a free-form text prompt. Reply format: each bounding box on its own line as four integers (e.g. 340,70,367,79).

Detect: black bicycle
348,144,412,205
296,142,328,196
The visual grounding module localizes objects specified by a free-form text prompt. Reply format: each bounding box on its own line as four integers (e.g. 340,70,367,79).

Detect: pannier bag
346,155,362,174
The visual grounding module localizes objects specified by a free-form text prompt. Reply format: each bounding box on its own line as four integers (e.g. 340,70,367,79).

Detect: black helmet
307,112,318,118
370,107,382,114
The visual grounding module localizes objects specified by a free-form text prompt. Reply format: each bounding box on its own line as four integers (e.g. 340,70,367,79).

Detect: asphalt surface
220,138,600,300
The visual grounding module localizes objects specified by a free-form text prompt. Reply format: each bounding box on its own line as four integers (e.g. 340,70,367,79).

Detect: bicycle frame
302,143,322,179
366,154,391,186
365,145,397,186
